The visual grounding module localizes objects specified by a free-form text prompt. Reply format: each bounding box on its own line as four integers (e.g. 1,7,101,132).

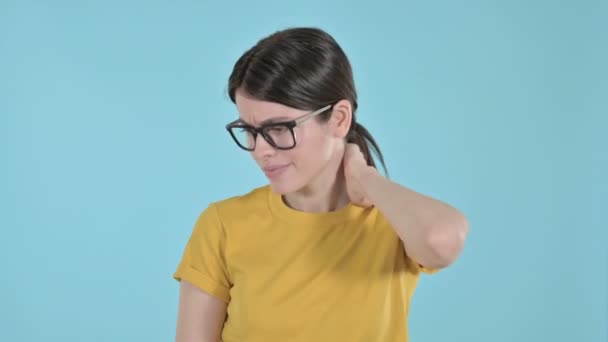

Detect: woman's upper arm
176,280,228,342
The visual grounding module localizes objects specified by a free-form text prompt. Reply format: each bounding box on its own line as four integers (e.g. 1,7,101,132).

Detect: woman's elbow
423,214,469,269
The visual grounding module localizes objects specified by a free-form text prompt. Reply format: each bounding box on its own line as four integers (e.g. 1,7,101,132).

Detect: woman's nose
251,134,276,159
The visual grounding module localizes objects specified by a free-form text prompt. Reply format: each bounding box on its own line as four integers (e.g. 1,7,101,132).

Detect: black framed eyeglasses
225,104,333,151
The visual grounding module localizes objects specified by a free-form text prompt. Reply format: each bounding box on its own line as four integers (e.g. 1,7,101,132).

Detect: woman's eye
268,126,287,133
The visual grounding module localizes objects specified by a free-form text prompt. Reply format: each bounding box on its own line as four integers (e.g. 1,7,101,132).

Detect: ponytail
347,122,388,177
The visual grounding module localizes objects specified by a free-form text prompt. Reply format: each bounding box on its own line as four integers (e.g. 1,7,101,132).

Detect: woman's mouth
262,164,289,179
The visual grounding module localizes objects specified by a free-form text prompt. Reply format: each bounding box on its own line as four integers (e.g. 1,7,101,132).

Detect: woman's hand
343,143,376,208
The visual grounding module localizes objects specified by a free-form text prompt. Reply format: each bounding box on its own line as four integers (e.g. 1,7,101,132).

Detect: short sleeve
413,262,440,275
401,240,441,275
173,203,232,303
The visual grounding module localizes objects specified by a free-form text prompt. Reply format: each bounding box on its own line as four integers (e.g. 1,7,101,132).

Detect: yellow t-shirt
174,185,435,342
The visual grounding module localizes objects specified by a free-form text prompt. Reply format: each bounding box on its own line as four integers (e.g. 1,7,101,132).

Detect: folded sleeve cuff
419,264,441,274
173,265,231,303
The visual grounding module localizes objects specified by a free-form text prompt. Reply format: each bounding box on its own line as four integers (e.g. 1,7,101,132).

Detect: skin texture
176,281,227,342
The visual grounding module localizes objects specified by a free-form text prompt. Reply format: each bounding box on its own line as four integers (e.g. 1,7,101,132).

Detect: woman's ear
329,99,353,139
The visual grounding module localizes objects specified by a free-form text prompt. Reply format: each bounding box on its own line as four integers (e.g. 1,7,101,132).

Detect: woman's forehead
235,92,303,126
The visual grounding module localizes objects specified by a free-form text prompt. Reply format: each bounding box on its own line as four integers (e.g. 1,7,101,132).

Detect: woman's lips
263,164,289,179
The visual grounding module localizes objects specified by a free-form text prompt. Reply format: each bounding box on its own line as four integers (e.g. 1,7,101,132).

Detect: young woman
174,27,469,342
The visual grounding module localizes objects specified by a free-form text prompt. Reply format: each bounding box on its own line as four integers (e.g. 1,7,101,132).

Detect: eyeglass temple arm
293,104,333,125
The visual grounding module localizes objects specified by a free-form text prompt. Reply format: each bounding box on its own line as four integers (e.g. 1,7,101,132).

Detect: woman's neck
282,154,350,213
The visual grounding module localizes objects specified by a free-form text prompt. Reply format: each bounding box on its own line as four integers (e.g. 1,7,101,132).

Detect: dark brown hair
227,27,387,175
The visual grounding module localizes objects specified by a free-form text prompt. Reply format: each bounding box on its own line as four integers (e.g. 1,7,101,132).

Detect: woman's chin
269,181,293,195
268,178,304,195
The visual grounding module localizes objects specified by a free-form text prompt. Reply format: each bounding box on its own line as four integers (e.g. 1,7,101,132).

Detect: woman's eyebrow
259,116,291,125
234,116,292,127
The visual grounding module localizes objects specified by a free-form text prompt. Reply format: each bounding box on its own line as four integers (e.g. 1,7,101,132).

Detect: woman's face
234,89,350,194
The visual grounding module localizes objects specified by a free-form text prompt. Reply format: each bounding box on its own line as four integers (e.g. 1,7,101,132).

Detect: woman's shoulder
208,184,271,220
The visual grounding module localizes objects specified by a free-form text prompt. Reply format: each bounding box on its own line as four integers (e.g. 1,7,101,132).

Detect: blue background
1,0,606,341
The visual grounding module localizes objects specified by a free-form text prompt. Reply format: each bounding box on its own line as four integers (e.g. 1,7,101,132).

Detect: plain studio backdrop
0,1,606,341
